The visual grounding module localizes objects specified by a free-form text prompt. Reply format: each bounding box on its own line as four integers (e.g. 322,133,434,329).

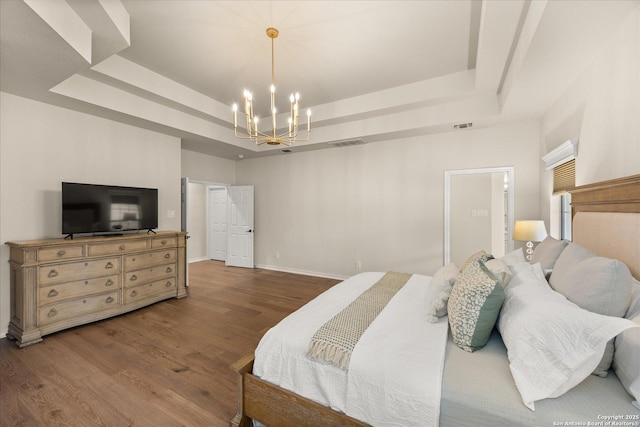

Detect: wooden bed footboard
230,353,369,427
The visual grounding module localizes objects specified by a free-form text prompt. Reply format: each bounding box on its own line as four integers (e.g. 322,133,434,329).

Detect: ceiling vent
328,139,365,148
453,122,473,129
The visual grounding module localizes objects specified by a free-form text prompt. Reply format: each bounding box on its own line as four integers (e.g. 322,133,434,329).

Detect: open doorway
184,180,228,263
183,180,254,268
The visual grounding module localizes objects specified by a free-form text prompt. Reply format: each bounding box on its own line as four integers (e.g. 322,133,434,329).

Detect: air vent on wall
453,122,473,129
328,139,365,148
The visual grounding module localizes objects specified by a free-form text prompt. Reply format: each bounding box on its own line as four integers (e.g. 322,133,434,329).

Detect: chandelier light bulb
270,84,275,93
232,103,238,112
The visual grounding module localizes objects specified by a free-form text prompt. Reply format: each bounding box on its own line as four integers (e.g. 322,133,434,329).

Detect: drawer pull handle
166,267,173,273
48,308,57,318
161,240,167,245
105,279,114,286
164,253,171,259
119,245,125,250
57,250,66,257
130,274,137,282
105,262,114,269
165,281,172,288
106,296,114,304
48,269,59,278
131,290,137,297
47,289,59,298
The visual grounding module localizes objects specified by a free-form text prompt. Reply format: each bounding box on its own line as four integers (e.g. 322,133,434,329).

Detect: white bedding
253,272,449,427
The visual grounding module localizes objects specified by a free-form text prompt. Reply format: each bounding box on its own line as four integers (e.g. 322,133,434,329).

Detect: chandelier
232,27,311,146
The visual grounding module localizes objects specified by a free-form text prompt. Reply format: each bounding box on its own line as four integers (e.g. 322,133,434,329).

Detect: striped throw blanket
306,271,412,370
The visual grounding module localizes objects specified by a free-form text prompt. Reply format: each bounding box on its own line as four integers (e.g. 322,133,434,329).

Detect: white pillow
498,263,638,411
485,258,512,286
500,248,526,267
425,262,459,322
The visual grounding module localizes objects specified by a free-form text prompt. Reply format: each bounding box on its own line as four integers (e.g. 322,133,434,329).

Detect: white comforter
253,272,449,427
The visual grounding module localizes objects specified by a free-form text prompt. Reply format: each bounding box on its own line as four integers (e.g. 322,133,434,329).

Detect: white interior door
207,186,227,261
226,185,254,268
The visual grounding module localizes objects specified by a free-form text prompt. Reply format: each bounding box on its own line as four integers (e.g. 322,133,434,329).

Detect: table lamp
513,220,548,261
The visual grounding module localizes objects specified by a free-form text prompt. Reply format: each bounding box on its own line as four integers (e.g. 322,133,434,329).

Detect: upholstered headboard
569,174,640,280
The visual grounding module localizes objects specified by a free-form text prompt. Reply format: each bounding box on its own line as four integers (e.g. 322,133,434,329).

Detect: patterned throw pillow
459,250,493,272
448,260,505,352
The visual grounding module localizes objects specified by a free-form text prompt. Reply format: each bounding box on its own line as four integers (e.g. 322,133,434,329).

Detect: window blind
553,159,575,194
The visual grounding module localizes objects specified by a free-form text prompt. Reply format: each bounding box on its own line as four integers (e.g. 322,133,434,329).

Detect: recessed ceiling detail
1,1,636,160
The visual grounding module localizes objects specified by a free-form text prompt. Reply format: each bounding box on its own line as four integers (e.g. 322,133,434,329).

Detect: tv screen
62,182,158,236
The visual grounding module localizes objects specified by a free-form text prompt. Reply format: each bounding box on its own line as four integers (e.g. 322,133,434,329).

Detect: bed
230,174,640,427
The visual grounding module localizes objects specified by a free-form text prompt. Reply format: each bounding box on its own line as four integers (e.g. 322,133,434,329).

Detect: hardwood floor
0,261,340,426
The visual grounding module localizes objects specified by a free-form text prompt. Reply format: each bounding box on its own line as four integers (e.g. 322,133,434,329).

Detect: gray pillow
549,241,594,275
613,278,640,406
550,243,632,318
531,236,568,270
549,242,633,376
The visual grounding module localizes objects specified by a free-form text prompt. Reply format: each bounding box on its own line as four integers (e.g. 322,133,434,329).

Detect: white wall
450,174,492,265
187,182,207,262
0,92,182,337
540,7,640,225
181,149,235,184
236,120,541,279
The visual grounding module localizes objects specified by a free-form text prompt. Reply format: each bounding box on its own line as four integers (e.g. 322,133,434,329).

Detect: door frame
182,178,231,264
443,166,514,265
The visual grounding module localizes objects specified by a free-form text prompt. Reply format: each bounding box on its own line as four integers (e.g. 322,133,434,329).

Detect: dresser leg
7,325,43,348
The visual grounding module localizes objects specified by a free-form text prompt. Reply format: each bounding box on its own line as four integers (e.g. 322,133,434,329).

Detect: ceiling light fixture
232,28,311,146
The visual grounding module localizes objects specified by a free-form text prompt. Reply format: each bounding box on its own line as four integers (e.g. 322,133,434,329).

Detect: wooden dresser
6,231,187,347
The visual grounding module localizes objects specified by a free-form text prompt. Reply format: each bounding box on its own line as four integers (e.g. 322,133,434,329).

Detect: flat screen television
62,182,158,237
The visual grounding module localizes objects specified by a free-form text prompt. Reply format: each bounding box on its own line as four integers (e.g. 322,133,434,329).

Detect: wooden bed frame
230,173,640,427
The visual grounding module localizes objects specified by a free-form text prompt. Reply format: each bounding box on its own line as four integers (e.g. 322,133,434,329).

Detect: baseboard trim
254,264,348,281
188,257,209,264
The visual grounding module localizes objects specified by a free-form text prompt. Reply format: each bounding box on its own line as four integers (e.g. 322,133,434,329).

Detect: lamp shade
513,220,548,242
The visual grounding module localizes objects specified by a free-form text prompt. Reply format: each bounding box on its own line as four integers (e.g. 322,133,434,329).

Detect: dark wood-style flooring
0,260,340,426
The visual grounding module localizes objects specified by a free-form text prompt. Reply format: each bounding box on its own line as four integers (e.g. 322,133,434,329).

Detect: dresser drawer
38,275,119,305
38,245,85,262
88,239,149,256
125,263,176,287
152,236,177,249
124,249,176,271
38,291,119,325
39,258,120,285
124,278,176,304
